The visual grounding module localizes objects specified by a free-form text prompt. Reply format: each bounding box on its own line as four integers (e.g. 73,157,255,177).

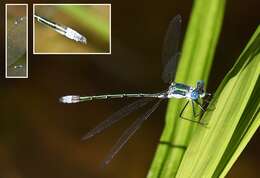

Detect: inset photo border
5,4,28,78
33,3,111,54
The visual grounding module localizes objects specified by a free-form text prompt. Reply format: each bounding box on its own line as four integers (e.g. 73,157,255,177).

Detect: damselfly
60,15,212,166
34,14,87,44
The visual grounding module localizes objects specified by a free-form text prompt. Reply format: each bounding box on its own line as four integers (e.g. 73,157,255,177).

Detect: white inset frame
5,4,28,78
33,3,111,55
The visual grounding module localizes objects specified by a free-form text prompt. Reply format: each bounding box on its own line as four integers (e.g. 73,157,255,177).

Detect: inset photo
5,4,28,78
33,4,111,54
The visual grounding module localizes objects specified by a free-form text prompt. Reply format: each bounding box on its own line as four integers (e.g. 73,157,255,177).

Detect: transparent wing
7,16,26,67
82,98,154,140
101,99,163,166
161,15,182,83
162,52,181,83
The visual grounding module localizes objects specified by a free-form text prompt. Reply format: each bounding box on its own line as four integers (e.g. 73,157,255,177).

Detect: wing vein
82,98,154,140
101,99,163,166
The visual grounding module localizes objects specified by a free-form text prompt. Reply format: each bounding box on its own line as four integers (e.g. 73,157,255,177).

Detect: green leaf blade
147,0,226,177
176,26,260,178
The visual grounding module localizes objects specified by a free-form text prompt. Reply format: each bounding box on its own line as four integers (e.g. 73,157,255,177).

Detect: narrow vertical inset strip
5,4,28,78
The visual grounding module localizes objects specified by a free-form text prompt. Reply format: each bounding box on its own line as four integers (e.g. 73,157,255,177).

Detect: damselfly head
59,95,80,103
191,91,199,100
195,80,205,95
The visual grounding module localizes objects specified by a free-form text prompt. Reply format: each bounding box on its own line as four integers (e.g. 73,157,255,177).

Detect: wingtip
99,160,109,169
99,156,112,169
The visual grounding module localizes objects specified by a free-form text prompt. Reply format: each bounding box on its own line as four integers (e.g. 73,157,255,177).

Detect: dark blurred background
0,0,259,178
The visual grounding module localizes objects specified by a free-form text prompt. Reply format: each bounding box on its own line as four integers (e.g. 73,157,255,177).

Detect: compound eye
191,92,198,100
